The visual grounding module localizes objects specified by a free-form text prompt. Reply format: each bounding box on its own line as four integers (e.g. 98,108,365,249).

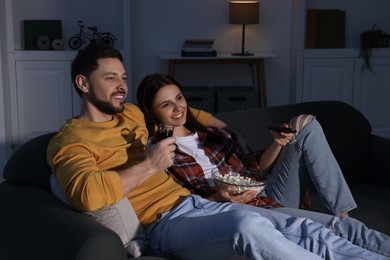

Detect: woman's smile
170,109,186,126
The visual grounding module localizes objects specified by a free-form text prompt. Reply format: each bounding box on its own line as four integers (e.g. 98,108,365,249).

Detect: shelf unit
294,0,390,138
2,0,132,149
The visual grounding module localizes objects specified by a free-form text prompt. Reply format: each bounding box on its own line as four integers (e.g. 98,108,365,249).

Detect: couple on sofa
48,43,390,259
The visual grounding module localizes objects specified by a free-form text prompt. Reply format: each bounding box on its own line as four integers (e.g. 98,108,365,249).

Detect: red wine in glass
153,125,174,143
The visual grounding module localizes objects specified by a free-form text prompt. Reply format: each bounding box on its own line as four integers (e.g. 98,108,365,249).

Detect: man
47,43,388,259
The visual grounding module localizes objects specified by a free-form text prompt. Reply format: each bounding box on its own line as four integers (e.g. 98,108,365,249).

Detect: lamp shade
229,1,259,25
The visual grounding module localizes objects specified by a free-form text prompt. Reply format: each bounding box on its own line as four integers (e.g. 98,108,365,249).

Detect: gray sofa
0,131,169,260
216,100,390,235
0,100,389,260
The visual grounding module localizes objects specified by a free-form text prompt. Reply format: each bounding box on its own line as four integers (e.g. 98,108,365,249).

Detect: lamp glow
229,0,259,56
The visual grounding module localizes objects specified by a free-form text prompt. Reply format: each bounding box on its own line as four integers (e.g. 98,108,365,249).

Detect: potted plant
359,24,384,72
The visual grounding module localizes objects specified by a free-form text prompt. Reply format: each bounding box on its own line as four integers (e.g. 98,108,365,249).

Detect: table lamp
229,0,259,56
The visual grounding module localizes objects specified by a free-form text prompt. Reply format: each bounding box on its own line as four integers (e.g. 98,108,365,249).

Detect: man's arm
208,115,228,129
49,136,176,212
118,136,176,195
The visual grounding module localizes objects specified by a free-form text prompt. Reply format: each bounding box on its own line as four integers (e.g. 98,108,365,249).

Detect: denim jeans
261,118,390,256
265,118,357,215
272,207,390,257
144,195,388,260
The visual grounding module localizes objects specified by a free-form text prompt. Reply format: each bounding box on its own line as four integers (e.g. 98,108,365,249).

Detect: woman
137,73,390,257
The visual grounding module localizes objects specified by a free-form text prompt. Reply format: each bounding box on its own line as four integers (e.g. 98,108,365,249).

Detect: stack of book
181,39,217,57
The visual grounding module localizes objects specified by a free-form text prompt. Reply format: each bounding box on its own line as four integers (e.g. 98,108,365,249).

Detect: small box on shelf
182,86,215,113
214,86,258,113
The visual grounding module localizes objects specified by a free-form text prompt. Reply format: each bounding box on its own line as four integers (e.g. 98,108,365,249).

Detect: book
181,39,216,57
184,39,214,45
182,46,214,52
317,10,346,48
181,50,217,57
183,44,213,48
306,9,346,49
306,9,319,48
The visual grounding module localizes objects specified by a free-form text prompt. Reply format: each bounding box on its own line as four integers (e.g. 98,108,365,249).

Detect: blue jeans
263,118,390,256
144,195,388,260
272,207,390,257
265,118,357,215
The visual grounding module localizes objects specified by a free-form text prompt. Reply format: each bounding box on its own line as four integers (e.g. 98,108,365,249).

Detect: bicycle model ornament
68,20,117,50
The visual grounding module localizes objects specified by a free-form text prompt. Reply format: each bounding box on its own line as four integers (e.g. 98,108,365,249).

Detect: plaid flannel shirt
167,127,282,208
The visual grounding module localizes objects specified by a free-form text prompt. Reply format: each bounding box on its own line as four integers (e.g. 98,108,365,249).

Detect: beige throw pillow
50,174,147,257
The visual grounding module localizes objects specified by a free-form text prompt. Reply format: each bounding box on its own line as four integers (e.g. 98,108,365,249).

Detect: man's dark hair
71,43,123,97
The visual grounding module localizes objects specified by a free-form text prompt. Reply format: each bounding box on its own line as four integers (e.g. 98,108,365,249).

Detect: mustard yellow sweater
47,103,211,227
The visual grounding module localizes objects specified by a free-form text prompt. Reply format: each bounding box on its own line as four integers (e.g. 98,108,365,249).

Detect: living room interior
0,0,390,156
0,0,390,177
1,1,390,259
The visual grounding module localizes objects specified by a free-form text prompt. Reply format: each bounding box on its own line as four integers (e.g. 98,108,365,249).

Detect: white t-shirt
175,132,217,187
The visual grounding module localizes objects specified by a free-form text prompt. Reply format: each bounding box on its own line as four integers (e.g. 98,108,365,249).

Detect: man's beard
88,87,125,115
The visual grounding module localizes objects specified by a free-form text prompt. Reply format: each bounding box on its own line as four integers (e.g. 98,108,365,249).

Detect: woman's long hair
136,73,221,142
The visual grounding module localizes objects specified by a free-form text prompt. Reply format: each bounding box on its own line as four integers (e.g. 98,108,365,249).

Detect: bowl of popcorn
211,166,267,195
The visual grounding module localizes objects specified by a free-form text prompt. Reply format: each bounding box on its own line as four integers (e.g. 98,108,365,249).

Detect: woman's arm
199,108,292,172
258,142,283,173
258,124,294,172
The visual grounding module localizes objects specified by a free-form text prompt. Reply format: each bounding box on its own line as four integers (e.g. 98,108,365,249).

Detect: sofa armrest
371,134,390,186
0,182,127,260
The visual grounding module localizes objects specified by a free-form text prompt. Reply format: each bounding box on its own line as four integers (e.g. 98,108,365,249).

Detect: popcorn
213,171,265,195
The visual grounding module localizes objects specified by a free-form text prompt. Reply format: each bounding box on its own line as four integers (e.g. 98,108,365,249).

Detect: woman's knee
290,114,314,134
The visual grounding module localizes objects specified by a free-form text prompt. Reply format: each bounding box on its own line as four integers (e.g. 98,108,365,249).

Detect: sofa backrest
3,132,56,191
3,101,373,189
215,100,372,185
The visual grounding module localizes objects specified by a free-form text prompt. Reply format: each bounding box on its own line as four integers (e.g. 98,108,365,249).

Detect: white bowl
211,166,266,195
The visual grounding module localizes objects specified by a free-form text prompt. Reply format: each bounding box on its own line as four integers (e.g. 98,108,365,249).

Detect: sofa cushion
50,174,148,258
3,132,56,191
85,197,148,258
